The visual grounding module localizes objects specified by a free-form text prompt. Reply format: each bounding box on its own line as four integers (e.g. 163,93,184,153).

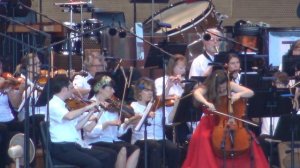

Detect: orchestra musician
182,70,268,168
49,74,116,168
83,73,140,168
15,53,46,146
258,71,299,167
286,39,300,56
0,60,25,168
225,53,241,84
151,54,185,168
73,49,107,99
15,53,45,120
285,40,300,110
130,77,180,168
189,27,222,78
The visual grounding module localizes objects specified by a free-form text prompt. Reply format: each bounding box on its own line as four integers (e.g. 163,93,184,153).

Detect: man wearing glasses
189,27,222,78
73,49,107,99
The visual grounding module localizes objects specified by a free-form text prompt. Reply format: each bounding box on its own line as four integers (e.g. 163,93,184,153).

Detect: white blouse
130,101,168,144
83,96,127,144
154,76,184,125
0,93,15,122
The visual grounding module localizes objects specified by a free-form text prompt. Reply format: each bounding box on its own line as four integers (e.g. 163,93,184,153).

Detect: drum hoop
168,5,214,37
143,1,214,36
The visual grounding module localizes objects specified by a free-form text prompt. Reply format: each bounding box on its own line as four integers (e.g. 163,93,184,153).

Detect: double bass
211,73,251,158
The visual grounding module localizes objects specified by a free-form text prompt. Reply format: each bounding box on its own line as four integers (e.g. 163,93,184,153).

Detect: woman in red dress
182,70,269,168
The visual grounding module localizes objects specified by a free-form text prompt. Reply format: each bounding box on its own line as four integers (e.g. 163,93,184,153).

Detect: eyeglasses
91,64,105,67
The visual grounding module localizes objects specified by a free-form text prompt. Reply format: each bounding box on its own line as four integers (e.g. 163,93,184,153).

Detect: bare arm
230,82,254,102
83,112,103,132
193,86,215,111
76,110,95,130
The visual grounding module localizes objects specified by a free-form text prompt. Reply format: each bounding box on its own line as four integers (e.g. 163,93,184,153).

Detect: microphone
156,21,172,28
203,33,211,41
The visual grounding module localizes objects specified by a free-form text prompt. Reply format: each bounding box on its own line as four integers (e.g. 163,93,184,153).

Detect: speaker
278,141,300,168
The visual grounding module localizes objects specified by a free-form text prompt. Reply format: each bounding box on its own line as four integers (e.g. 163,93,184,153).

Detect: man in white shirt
73,49,107,99
49,75,116,168
189,28,222,78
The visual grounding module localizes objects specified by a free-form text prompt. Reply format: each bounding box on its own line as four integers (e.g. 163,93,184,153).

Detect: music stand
35,78,54,107
144,42,187,69
247,88,293,118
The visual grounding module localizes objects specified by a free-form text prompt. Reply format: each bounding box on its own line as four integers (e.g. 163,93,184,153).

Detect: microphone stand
205,28,258,87
120,26,175,168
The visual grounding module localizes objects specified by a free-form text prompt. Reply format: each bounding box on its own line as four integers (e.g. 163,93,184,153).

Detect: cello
211,72,251,158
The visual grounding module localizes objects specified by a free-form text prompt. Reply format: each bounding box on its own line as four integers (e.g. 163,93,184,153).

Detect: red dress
182,115,269,168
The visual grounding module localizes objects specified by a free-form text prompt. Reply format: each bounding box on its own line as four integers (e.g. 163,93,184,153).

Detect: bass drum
143,1,218,43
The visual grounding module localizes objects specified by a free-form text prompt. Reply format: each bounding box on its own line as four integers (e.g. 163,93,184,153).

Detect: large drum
143,1,218,43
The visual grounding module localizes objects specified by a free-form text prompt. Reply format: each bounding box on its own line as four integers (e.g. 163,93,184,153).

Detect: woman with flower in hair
83,73,140,168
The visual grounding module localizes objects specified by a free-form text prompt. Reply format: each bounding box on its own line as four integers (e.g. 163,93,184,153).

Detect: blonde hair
166,54,187,76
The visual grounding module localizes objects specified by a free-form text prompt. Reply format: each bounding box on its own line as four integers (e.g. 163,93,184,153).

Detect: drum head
144,1,215,37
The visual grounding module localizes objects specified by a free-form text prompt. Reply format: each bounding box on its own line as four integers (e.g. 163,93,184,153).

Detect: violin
150,95,177,112
55,69,88,80
65,98,100,112
37,69,48,86
105,95,135,119
1,72,24,90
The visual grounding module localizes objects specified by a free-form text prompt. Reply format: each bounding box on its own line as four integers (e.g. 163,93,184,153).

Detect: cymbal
54,1,88,7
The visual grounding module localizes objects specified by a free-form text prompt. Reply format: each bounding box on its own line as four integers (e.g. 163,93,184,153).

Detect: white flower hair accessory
93,75,112,92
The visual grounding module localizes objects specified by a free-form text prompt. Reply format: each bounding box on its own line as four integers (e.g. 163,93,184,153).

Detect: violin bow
204,105,259,127
119,66,128,121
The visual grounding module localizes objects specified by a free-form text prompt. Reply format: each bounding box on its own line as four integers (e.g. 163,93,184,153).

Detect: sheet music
135,101,153,131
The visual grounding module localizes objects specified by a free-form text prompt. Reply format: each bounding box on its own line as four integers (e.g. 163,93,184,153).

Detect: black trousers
135,139,181,168
51,142,116,168
91,141,139,158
